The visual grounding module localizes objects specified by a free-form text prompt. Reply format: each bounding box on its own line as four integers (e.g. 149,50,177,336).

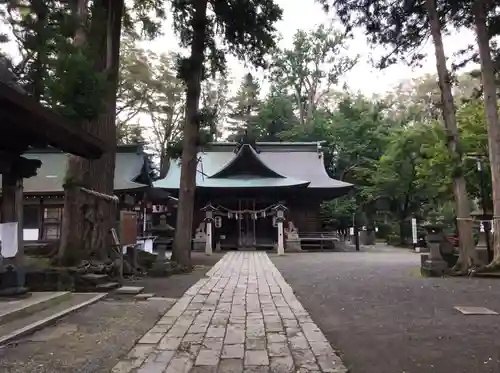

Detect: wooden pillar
1,172,24,261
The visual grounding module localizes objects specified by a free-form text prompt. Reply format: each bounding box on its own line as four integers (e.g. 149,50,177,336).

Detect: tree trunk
159,148,170,179
57,0,123,265
425,0,478,272
172,0,208,267
473,0,500,268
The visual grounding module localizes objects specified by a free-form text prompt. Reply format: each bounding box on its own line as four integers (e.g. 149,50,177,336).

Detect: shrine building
153,141,353,251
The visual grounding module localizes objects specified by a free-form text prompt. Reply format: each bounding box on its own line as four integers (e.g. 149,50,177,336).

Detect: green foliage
270,24,357,128
171,0,282,80
1,0,168,122
321,196,357,229
48,49,108,120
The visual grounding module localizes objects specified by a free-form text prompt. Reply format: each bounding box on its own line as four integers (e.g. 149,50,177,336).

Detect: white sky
135,0,477,97
0,0,478,97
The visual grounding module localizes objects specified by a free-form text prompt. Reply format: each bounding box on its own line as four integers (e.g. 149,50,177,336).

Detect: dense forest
0,0,499,272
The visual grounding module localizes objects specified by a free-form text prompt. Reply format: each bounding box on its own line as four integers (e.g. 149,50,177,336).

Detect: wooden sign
120,210,138,246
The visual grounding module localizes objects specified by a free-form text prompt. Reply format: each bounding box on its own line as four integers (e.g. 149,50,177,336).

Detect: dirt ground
0,298,174,373
271,249,500,373
0,252,223,373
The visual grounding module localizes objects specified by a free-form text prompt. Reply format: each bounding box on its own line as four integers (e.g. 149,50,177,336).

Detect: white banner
411,218,417,244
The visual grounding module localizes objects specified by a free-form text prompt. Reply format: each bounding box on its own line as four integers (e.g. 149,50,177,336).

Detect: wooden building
154,141,353,250
0,144,153,242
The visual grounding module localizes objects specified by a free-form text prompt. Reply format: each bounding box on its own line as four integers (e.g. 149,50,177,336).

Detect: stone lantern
201,203,217,256
272,204,287,255
421,221,448,277
471,209,493,265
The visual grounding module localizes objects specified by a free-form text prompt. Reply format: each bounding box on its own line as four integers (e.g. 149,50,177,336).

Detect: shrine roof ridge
203,141,324,152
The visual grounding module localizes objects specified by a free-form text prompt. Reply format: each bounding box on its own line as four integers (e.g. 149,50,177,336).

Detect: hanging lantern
228,212,232,219
261,211,266,218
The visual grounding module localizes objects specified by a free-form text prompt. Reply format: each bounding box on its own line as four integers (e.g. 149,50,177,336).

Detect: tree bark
473,0,500,268
172,0,208,267
57,0,123,265
425,0,478,272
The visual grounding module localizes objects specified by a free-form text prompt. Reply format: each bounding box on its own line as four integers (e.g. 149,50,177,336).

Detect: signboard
120,210,138,246
411,218,417,244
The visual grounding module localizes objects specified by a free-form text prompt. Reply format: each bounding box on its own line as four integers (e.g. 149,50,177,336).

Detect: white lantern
214,216,222,228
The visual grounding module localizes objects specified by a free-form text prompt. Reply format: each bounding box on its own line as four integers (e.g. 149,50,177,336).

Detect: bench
299,232,339,251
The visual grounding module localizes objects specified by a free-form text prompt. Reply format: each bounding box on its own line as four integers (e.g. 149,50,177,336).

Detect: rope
79,187,119,203
214,203,279,215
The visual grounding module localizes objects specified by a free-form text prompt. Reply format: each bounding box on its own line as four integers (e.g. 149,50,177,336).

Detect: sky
136,0,478,97
0,0,478,97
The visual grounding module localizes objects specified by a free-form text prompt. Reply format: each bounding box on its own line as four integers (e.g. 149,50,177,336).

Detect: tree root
477,260,500,273
451,259,484,277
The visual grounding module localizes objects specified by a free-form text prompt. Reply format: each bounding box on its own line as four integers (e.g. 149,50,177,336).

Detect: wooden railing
298,231,339,251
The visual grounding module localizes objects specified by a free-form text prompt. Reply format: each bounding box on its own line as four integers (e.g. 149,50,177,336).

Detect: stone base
192,239,206,252
360,231,376,245
421,258,448,277
476,248,490,265
286,239,302,252
0,267,29,296
0,286,29,297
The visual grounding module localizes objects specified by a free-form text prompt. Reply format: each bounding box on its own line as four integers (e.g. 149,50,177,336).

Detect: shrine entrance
238,199,256,248
210,199,279,250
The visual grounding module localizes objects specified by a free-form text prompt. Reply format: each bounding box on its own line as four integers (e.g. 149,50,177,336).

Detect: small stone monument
471,210,492,265
285,221,302,252
421,220,449,277
192,222,206,251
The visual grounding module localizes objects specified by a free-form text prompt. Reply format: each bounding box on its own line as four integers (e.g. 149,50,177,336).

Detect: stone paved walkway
112,252,347,373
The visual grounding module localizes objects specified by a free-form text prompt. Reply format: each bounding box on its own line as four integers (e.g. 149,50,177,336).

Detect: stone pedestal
285,238,302,252
192,238,206,252
421,223,448,277
360,230,375,245
149,244,172,277
0,265,28,296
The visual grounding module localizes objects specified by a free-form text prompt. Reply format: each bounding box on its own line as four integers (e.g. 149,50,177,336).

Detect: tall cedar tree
58,0,124,264
323,0,480,271
471,0,500,268
170,0,282,266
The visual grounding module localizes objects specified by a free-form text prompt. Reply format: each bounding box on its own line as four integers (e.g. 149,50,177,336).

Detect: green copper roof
0,145,151,194
154,141,353,191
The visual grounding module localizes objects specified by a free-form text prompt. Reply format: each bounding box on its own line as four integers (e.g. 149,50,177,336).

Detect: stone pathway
112,252,347,373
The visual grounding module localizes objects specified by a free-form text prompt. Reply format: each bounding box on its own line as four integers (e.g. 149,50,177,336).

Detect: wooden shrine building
0,144,154,242
154,141,353,251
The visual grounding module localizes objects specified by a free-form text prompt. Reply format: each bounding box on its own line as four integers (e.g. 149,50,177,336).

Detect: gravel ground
0,298,175,373
271,249,500,373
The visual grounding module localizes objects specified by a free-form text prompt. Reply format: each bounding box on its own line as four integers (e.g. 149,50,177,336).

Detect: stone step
0,292,71,326
115,286,144,295
0,293,106,346
95,282,120,292
134,293,155,301
80,273,109,284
